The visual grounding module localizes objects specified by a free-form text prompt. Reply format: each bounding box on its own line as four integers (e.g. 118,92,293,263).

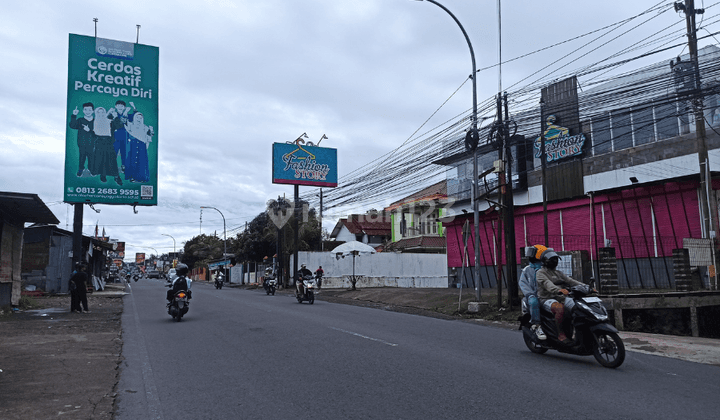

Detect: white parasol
331,241,376,290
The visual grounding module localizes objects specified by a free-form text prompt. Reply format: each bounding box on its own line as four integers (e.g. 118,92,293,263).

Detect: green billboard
64,34,159,205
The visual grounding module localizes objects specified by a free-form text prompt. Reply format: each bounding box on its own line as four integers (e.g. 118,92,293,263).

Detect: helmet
176,263,189,277
540,248,561,265
524,245,547,262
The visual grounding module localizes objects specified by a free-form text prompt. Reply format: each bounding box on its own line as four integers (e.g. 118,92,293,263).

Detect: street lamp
200,206,227,276
415,0,481,300
161,233,176,254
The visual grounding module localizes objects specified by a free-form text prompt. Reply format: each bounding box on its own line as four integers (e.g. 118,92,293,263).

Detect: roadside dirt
0,294,123,420
274,284,522,323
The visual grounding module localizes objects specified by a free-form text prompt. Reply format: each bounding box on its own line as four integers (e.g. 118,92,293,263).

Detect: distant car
167,268,177,282
147,270,161,279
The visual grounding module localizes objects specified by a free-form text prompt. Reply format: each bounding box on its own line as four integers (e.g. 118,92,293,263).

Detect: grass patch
19,295,40,309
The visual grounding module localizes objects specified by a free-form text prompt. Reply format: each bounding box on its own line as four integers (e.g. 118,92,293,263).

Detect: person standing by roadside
315,265,324,288
69,262,90,313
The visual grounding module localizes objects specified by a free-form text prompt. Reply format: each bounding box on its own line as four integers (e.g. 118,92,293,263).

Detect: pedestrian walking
69,262,90,313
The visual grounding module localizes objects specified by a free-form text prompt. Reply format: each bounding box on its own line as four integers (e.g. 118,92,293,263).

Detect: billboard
536,76,585,164
272,143,337,187
116,242,125,259
64,34,159,205
135,252,145,265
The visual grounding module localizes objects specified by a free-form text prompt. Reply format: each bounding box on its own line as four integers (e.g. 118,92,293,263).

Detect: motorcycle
263,276,277,296
166,286,190,321
295,274,318,304
518,284,625,368
215,273,225,289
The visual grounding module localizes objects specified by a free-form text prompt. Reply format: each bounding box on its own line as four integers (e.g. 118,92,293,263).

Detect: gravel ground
0,294,123,420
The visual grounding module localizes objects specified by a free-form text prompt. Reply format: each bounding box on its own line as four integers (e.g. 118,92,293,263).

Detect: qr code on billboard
141,185,153,200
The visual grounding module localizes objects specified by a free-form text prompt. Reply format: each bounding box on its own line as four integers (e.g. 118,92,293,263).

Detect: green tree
230,198,323,285
182,234,224,270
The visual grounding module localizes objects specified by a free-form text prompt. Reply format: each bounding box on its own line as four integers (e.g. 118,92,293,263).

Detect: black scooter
166,286,190,321
518,284,625,368
215,273,224,289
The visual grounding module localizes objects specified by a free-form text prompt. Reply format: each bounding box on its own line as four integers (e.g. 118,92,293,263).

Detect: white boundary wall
291,251,448,289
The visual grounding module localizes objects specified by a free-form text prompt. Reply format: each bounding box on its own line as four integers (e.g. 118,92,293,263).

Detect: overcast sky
1,0,712,259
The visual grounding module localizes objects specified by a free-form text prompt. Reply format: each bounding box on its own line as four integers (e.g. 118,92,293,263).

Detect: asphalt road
116,280,720,420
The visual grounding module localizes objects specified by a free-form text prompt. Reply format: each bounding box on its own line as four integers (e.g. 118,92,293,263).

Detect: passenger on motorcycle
519,245,547,340
296,264,313,296
167,263,193,306
536,248,583,345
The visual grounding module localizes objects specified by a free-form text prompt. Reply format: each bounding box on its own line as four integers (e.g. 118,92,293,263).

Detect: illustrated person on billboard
108,100,135,173
69,103,95,176
90,107,123,185
125,111,153,183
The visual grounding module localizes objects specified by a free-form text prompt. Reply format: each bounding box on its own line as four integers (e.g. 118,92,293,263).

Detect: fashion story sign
534,115,586,163
272,142,338,187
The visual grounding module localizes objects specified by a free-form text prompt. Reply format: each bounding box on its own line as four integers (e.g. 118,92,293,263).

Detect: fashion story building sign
272,142,338,187
64,34,159,206
534,115,586,163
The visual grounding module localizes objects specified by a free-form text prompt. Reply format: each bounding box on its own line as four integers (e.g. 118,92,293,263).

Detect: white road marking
330,327,398,347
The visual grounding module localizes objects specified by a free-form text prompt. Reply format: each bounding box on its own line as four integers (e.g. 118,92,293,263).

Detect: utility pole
503,93,519,308
540,99,549,245
495,94,504,308
678,0,712,240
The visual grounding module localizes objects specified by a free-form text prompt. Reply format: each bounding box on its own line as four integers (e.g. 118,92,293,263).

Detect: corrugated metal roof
0,192,59,225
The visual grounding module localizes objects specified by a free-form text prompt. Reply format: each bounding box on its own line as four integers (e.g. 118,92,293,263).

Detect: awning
0,192,59,225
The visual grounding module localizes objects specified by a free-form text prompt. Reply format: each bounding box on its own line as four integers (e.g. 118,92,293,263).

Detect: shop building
438,45,720,291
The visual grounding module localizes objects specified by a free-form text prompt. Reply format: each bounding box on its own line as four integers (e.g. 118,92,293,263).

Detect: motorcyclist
167,263,192,306
296,264,312,296
263,266,274,290
536,248,583,345
519,245,547,340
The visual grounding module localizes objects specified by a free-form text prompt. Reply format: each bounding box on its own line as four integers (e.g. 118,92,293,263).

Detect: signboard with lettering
537,76,584,164
64,34,159,205
272,142,338,187
534,115,586,163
